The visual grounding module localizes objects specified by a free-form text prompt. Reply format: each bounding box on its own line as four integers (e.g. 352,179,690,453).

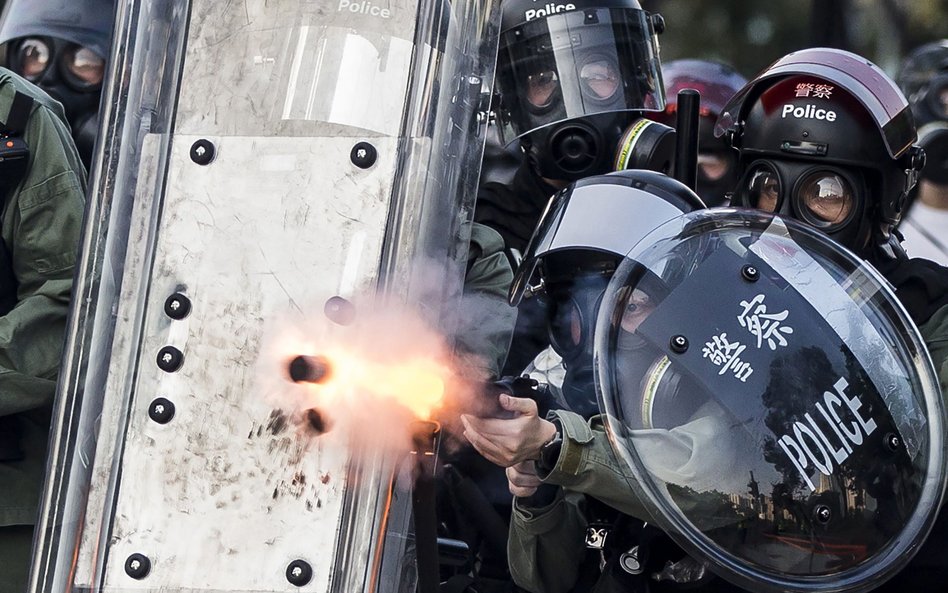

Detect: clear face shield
508,171,694,307
494,6,664,145
594,209,947,592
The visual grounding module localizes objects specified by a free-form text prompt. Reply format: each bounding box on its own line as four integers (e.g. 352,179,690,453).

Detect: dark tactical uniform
475,163,559,377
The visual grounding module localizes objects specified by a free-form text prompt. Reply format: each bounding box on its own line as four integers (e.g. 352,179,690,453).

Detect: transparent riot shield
595,209,947,592
29,0,500,591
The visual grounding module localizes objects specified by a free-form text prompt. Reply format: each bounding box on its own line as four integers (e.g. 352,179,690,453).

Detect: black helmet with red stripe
649,59,747,206
716,48,925,261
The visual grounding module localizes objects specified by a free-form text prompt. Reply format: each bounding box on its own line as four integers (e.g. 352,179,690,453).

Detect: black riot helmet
649,59,747,206
494,0,668,182
897,40,948,187
0,0,116,166
716,48,925,262
509,169,702,416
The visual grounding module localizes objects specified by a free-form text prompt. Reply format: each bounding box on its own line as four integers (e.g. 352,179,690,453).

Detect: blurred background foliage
640,0,948,79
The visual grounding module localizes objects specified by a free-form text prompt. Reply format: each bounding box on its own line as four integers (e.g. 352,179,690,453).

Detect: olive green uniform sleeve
508,488,588,593
0,70,86,527
507,411,654,593
0,114,84,415
507,405,746,592
538,410,655,518
457,221,516,377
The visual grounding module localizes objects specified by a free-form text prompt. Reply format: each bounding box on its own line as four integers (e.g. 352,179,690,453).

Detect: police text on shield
777,377,878,492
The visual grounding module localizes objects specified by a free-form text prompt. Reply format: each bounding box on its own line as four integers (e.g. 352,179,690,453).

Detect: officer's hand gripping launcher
285,351,543,425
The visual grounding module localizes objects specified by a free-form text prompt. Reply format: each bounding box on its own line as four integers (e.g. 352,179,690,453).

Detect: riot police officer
716,47,948,353
465,173,948,593
476,0,673,377
456,6,675,581
0,0,115,167
464,49,948,593
647,59,747,206
895,40,948,265
463,169,710,593
716,46,948,591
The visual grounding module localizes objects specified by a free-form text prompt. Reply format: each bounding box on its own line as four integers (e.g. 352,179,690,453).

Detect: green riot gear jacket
0,68,85,529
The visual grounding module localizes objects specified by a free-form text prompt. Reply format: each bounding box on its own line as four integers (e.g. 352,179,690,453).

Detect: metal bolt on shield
741,264,760,282
190,139,215,165
148,397,175,424
164,292,192,319
157,346,184,372
286,559,313,586
125,553,151,579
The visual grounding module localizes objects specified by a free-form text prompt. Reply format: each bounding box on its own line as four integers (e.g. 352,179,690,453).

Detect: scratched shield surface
96,133,399,590
92,0,419,590
30,0,504,588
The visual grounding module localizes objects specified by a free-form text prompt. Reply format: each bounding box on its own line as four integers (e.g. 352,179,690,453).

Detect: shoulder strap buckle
0,90,33,136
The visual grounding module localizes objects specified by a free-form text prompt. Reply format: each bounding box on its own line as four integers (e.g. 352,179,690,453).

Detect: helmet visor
509,174,687,306
495,7,664,145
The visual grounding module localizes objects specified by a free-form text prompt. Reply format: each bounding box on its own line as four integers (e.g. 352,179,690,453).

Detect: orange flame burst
296,346,451,420
267,301,490,445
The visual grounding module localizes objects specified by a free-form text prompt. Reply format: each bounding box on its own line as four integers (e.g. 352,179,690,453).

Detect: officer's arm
535,410,657,520
0,100,85,416
508,488,588,593
455,221,516,378
539,407,749,530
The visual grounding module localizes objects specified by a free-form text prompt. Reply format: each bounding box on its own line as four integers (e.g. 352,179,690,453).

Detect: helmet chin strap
871,225,908,264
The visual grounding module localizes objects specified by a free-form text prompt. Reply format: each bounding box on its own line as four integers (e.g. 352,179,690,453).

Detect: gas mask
545,272,612,418
507,171,705,419
8,36,105,164
716,52,926,260
523,111,675,181
0,0,115,165
733,159,872,253
494,3,666,181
